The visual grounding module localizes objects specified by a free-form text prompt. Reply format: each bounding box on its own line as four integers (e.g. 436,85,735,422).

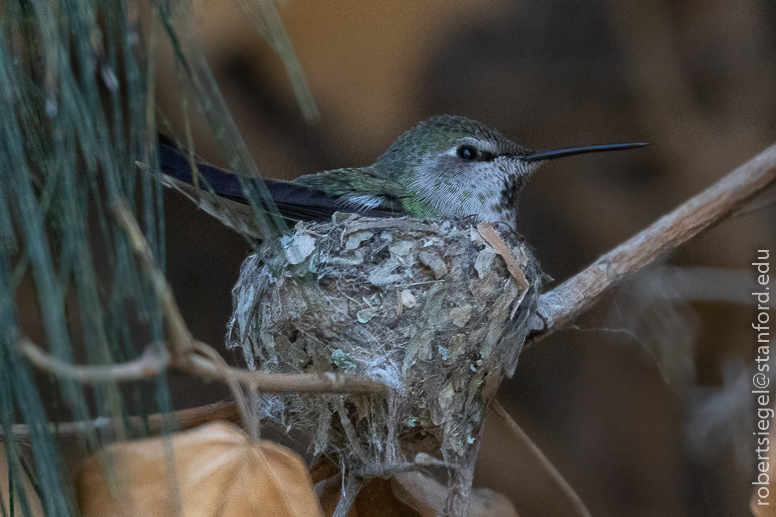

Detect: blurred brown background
156,1,776,516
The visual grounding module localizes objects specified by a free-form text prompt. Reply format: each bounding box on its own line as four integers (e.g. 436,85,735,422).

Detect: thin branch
114,202,194,358
532,142,776,337
489,401,592,517
6,400,240,443
18,333,386,397
19,339,169,383
182,344,388,394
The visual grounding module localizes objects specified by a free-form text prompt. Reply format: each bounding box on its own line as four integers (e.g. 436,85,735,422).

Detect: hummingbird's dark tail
157,135,398,226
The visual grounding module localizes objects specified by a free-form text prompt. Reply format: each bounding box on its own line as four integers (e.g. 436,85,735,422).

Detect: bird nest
226,213,542,514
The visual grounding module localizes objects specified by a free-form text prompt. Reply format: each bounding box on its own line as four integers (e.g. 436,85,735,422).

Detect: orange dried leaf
75,421,323,517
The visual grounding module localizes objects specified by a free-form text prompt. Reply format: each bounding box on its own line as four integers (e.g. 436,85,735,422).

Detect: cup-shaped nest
227,214,542,514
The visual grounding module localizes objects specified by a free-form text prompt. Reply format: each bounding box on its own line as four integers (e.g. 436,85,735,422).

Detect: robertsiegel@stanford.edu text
753,249,771,507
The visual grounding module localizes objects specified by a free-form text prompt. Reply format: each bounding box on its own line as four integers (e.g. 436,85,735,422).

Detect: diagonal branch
488,401,592,517
532,142,776,338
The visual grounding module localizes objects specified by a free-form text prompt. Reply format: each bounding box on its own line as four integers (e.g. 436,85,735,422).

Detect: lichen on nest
226,213,542,514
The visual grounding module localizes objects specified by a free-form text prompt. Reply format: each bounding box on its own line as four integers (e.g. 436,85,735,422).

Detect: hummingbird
159,115,647,234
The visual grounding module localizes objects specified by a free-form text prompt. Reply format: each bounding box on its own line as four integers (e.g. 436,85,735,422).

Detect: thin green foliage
0,0,313,514
235,0,319,122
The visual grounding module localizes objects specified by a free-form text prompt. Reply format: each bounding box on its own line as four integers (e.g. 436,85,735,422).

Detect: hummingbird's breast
408,158,522,229
473,179,520,229
465,160,524,229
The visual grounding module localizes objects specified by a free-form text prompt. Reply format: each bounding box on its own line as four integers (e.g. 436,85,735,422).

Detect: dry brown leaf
1,449,44,517
75,421,323,517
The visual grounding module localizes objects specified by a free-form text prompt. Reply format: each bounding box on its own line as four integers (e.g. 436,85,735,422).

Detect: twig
114,202,194,358
532,142,776,337
5,400,240,443
182,345,388,394
19,339,169,383
18,333,386,397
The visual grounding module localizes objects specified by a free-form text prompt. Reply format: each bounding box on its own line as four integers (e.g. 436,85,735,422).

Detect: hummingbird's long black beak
517,142,650,162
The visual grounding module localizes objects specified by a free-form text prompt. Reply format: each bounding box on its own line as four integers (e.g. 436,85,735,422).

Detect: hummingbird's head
374,115,533,228
373,115,647,229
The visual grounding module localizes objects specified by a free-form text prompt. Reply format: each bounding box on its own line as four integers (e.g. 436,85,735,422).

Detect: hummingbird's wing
294,168,405,215
157,135,400,234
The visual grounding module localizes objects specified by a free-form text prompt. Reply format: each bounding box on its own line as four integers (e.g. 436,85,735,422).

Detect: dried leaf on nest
75,421,323,517
227,214,543,516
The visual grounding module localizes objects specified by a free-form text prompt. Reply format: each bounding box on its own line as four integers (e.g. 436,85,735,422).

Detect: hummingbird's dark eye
457,145,477,161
